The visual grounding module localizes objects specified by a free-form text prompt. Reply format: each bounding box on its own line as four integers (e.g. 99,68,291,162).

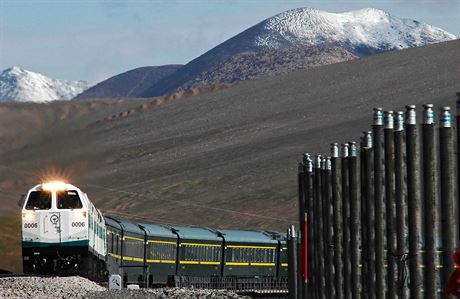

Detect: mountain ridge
140,7,456,97
0,67,88,103
75,65,183,100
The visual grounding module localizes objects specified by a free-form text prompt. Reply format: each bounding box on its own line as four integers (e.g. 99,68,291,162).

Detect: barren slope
0,40,458,272
181,46,356,90
74,65,182,100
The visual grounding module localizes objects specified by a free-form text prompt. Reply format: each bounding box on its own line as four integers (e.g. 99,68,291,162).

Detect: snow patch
252,7,456,55
0,66,88,103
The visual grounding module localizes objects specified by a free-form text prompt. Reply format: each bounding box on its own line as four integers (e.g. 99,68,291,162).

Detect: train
20,181,288,287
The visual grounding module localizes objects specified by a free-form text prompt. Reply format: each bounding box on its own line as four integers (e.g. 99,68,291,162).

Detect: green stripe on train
22,240,89,248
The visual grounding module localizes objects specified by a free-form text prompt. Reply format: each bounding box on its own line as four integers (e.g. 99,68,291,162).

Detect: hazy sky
1,0,459,84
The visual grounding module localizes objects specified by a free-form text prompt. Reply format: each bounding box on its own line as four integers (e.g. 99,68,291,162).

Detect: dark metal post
341,144,352,299
363,131,376,299
348,142,360,299
321,158,328,298
304,154,314,298
288,225,299,299
360,134,369,299
321,157,329,299
422,104,438,299
315,155,325,299
372,107,385,299
384,111,397,299
325,157,335,299
439,107,457,288
394,111,407,298
331,143,344,299
405,105,422,299
299,155,309,299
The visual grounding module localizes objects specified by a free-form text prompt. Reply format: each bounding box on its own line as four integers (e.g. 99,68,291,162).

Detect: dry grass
0,216,22,273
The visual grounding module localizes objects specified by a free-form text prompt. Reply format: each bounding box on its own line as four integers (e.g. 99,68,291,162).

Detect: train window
227,246,275,263
181,244,221,262
149,242,176,261
25,191,52,210
123,238,144,258
56,190,82,209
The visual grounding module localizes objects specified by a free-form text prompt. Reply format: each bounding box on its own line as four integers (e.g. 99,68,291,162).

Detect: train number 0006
72,222,85,227
24,223,38,229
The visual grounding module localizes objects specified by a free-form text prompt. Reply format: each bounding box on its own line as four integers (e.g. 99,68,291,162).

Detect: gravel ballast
86,287,250,299
0,276,250,298
0,276,105,298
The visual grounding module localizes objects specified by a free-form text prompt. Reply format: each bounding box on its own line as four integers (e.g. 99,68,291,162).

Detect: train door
41,211,61,244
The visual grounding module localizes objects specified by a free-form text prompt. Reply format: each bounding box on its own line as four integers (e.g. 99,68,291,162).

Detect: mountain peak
0,67,88,103
256,7,456,52
141,7,456,97
3,66,26,75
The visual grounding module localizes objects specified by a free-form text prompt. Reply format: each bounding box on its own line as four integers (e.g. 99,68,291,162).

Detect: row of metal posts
289,99,459,298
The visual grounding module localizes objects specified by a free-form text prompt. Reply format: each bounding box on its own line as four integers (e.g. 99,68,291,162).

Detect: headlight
41,181,67,191
22,212,36,221
75,211,87,220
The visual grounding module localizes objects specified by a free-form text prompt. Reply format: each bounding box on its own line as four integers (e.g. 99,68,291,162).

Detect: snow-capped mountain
254,7,456,54
0,67,88,103
141,7,456,97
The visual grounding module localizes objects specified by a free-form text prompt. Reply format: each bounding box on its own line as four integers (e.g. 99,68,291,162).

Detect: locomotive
20,182,288,287
20,182,106,279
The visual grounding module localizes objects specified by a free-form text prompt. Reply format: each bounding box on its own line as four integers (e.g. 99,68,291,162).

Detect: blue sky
1,0,458,84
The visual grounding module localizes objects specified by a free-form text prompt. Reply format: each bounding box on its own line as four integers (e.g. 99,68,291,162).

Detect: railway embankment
0,276,104,298
0,276,249,298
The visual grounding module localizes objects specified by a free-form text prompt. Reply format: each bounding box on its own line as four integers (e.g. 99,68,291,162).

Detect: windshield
57,190,83,209
25,191,52,210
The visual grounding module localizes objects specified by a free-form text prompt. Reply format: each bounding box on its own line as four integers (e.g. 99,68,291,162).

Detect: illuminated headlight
75,211,87,220
22,212,36,221
41,181,68,191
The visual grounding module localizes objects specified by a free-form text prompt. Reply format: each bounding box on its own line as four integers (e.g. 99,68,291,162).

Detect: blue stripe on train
22,240,89,248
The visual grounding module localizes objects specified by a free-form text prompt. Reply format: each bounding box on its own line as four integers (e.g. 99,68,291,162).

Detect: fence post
439,106,457,288
384,111,397,299
363,131,376,299
304,154,314,298
394,111,408,298
360,134,369,299
288,225,299,299
348,142,360,299
321,157,329,298
372,107,385,299
405,105,422,299
324,157,335,299
331,143,344,299
341,144,352,299
298,160,306,299
422,104,439,298
314,155,325,299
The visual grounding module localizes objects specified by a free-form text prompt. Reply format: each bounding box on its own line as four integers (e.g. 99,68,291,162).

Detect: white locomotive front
21,182,106,278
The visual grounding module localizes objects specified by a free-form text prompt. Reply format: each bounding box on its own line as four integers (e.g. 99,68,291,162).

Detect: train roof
105,216,144,235
104,216,120,229
138,223,177,239
171,226,222,242
217,229,278,244
28,182,83,193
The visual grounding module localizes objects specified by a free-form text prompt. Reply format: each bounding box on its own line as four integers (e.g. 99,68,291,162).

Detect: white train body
21,182,106,276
